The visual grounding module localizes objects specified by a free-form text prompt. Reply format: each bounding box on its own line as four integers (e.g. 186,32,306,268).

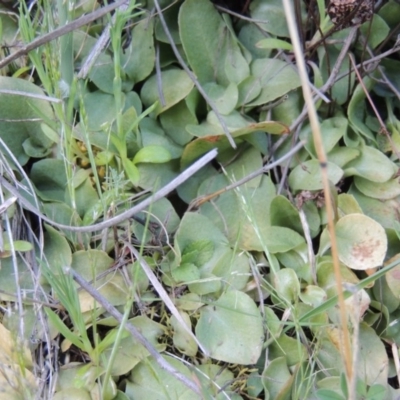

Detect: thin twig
70,268,201,395
1,149,218,233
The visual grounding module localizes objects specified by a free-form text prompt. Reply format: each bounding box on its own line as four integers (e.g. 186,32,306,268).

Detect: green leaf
203,82,238,115
100,316,166,376
357,323,389,386
137,159,179,190
237,75,262,105
270,195,303,234
122,157,140,185
171,311,198,356
336,214,387,270
0,254,39,299
159,100,197,146
82,91,117,132
349,185,400,229
3,240,33,252
155,1,181,44
269,334,307,366
132,145,171,164
196,291,264,364
179,0,224,84
45,308,85,351
271,90,302,126
366,384,388,400
173,212,228,268
194,364,236,397
300,285,327,308
256,38,293,51
273,269,300,304
358,14,390,50
199,173,304,252
222,31,250,85
73,32,117,94
123,19,155,83
262,357,294,399
344,145,397,182
181,240,214,266
140,69,194,116
125,355,194,399
171,263,200,283
42,225,73,269
94,150,114,166
41,123,59,143
132,196,180,244
250,0,306,37
72,250,131,313
354,176,400,200
385,263,400,300
328,146,360,168
347,77,376,141
0,76,55,166
247,58,302,106
319,47,355,106
315,389,345,400
301,117,348,156
139,117,182,159
288,160,343,192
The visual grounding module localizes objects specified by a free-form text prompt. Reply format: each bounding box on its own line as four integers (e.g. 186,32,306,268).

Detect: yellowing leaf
336,214,387,270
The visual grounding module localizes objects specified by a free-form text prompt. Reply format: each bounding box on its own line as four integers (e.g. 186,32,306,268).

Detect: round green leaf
299,285,327,308
133,145,171,164
196,291,264,364
122,19,155,84
344,146,397,182
126,355,193,399
101,316,166,376
357,323,389,386
141,69,194,116
247,58,302,106
358,15,390,50
273,269,300,304
262,357,293,399
94,150,114,166
203,82,238,115
250,0,306,37
288,160,343,192
336,214,387,270
354,176,400,200
171,311,198,356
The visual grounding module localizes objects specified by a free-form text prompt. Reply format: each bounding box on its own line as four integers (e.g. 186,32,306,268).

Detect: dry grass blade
282,0,353,386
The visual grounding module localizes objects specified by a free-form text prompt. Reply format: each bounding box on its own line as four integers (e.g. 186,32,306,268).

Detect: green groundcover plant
1,0,400,399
